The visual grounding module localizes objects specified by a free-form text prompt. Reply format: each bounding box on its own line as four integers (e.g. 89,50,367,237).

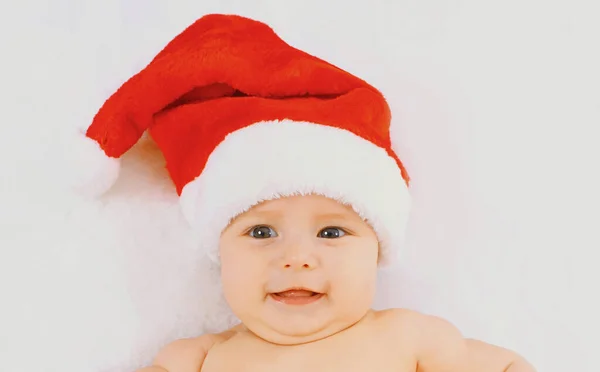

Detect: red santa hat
77,14,411,266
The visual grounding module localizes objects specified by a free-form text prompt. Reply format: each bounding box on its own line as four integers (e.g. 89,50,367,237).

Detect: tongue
276,290,315,297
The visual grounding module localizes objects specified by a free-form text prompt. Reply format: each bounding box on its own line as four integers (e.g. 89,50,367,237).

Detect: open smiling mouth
269,289,325,305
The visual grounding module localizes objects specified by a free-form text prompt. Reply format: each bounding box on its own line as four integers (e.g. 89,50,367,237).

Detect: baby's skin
138,195,536,372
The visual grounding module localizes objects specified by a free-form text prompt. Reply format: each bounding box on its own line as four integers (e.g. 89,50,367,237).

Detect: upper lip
271,287,322,294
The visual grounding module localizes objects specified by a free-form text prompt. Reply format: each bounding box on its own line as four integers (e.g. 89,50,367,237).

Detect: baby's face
219,194,379,345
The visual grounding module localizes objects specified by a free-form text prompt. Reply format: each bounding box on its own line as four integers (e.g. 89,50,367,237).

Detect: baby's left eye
318,227,346,239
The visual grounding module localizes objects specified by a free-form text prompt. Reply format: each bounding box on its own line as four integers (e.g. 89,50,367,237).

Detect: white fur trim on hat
179,120,411,266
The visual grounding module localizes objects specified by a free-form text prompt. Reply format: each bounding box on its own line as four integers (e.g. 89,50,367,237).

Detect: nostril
283,263,311,269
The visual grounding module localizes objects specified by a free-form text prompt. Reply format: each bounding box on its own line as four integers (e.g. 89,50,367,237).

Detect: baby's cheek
221,267,252,310
330,255,378,299
221,259,268,320
221,253,264,292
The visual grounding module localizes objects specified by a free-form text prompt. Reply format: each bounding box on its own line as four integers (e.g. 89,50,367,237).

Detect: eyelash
245,225,350,239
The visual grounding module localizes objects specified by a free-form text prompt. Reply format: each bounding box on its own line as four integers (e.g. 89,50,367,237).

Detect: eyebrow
313,212,354,221
232,210,357,225
228,209,282,225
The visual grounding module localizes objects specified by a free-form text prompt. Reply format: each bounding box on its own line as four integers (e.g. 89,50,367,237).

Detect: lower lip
269,293,325,305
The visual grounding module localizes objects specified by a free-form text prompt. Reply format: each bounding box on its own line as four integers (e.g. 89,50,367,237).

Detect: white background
1,0,599,371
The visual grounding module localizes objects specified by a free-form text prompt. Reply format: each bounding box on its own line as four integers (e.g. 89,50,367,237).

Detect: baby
76,13,536,372
139,194,535,372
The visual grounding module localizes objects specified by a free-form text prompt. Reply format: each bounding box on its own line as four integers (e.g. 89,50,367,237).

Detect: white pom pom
61,130,121,198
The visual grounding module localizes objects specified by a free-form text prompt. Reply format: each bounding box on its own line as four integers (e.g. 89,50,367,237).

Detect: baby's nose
280,243,318,270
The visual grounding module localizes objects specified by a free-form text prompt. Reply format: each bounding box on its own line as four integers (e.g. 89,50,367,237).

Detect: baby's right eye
248,225,278,239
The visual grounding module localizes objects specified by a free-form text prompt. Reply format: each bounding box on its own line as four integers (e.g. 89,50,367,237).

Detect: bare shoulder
374,307,473,343
141,324,244,372
371,308,457,350
372,307,435,333
374,308,535,372
380,308,466,354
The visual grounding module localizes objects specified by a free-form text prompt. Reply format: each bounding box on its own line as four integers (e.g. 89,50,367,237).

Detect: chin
261,320,333,345
255,308,366,345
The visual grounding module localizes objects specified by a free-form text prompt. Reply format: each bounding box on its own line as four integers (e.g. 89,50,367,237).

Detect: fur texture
67,131,121,197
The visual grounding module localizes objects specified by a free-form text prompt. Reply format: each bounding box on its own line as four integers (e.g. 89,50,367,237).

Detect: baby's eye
318,227,346,239
248,225,278,239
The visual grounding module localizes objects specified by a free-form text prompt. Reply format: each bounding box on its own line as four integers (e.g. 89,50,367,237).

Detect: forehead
233,194,364,222
256,194,348,210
